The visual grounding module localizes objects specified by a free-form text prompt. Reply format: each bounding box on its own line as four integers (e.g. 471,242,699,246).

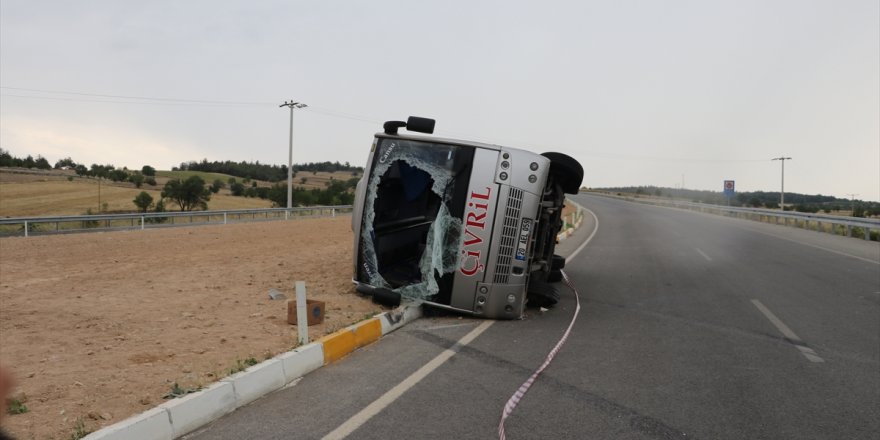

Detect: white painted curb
83,302,422,440
160,382,235,438
223,358,286,407
82,407,173,440
278,343,324,383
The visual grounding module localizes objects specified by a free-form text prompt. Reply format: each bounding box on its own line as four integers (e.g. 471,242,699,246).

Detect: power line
0,86,782,165
0,93,267,107
0,86,274,106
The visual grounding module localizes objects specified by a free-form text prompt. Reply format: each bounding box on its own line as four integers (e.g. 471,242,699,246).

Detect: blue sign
723,180,735,198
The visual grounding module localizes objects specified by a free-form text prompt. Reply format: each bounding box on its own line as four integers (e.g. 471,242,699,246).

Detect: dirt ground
0,216,384,440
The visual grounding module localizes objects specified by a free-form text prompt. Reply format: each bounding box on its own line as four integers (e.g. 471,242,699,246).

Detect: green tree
129,172,145,188
34,156,51,169
210,179,225,193
108,169,129,182
0,148,12,167
853,205,866,218
133,191,154,212
161,176,211,211
230,181,245,196
141,165,156,176
54,157,77,169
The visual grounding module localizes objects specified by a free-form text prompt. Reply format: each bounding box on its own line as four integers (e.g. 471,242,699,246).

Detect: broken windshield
358,138,475,301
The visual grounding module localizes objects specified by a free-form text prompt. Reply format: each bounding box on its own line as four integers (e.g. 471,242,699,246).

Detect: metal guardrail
589,192,879,241
0,206,353,237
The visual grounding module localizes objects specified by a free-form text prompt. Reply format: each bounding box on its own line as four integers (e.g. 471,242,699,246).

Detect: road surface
187,194,879,440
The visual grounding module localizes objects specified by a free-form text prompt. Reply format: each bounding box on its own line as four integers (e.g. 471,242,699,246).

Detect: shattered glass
360,140,467,300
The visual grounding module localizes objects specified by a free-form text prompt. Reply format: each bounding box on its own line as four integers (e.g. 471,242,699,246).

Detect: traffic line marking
321,321,495,440
695,248,712,261
565,207,599,265
751,299,824,363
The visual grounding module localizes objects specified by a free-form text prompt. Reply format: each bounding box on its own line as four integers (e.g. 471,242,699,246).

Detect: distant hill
593,186,879,217
174,159,363,182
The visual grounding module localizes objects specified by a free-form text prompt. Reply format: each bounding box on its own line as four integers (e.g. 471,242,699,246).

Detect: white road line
566,207,599,265
321,321,495,440
751,299,825,363
423,322,479,331
695,248,712,261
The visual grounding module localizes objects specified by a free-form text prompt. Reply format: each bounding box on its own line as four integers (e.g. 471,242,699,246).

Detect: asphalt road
186,194,879,440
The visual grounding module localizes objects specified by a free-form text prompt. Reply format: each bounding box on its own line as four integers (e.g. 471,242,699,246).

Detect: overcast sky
1,0,877,200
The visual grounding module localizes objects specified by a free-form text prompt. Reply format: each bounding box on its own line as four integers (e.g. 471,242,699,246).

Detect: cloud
0,115,202,170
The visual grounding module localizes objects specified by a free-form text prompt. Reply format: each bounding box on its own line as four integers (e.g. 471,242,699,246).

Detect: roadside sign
723,180,735,198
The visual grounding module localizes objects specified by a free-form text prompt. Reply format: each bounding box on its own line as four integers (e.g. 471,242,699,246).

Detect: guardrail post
865,227,872,241
332,208,336,218
846,225,852,237
141,216,145,230
23,221,28,237
224,212,228,224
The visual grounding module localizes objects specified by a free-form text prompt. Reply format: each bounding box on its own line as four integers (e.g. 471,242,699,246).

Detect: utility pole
771,157,792,208
845,193,859,215
280,100,308,209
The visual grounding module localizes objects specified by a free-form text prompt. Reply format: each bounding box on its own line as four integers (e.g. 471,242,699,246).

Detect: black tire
547,269,563,283
541,152,584,194
551,254,566,271
527,278,560,308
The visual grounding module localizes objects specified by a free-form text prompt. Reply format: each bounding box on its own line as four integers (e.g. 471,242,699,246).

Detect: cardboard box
287,299,325,326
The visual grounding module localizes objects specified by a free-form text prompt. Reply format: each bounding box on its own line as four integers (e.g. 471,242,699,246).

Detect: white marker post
296,281,309,345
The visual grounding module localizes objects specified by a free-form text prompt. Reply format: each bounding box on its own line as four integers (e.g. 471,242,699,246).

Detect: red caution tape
498,270,581,439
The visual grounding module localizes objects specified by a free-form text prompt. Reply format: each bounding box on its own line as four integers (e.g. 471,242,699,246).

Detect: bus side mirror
383,117,436,135
406,116,435,134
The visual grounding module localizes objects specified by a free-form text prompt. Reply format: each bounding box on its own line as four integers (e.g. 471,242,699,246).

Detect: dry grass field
0,168,360,218
0,216,381,440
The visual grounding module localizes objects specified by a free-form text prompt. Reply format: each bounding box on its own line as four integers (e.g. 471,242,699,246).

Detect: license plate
515,218,532,261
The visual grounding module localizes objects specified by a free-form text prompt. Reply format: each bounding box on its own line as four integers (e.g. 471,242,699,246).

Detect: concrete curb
82,302,423,440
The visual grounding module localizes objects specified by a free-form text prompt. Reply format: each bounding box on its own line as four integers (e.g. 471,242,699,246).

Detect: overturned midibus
352,117,583,319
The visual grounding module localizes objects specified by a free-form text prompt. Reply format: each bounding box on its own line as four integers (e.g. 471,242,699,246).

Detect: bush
211,179,225,194
230,182,245,196
147,199,168,224
129,173,145,188
82,209,99,228
141,165,156,176
133,191,154,213
145,176,157,186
